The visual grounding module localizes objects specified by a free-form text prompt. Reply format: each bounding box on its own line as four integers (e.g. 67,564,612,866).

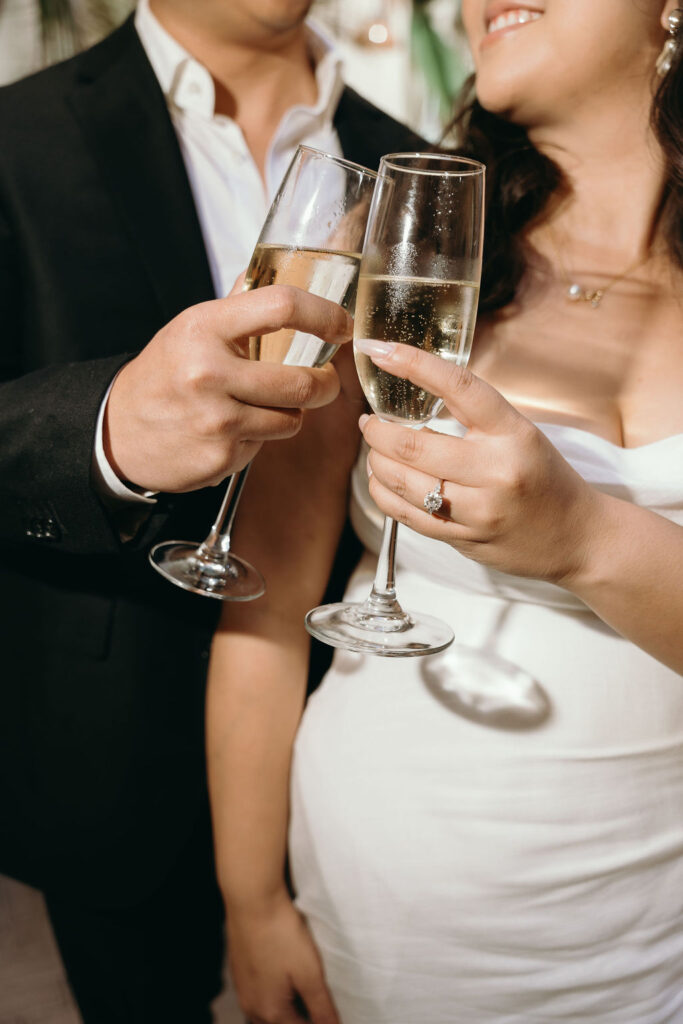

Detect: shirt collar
304,20,344,124
135,0,343,125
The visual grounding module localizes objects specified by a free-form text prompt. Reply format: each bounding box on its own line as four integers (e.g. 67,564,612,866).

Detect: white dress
289,421,683,1024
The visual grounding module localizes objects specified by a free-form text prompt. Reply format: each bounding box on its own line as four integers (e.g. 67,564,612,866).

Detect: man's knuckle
332,304,352,338
291,372,315,407
502,464,528,497
180,356,214,393
192,405,224,439
177,304,215,345
202,445,232,483
271,284,298,323
266,407,303,438
173,306,198,335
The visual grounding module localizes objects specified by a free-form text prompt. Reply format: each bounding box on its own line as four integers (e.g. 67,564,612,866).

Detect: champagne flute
149,146,377,600
305,153,485,655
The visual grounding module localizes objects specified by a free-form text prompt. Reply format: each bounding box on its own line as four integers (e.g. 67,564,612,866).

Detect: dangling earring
656,8,683,76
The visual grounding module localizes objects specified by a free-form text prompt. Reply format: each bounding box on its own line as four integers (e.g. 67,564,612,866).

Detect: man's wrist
92,371,158,506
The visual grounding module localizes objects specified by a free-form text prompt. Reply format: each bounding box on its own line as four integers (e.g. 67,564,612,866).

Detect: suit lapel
66,26,419,322
67,19,215,324
334,87,424,172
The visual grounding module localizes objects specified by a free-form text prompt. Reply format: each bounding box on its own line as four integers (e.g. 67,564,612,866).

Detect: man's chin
251,0,313,34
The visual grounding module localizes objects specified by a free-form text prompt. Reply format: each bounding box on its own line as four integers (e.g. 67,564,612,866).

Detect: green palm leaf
410,1,464,121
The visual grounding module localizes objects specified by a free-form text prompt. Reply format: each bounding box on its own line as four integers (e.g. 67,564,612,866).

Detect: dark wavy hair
447,38,683,314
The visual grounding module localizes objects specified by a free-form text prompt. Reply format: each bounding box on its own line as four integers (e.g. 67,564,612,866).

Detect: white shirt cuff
92,373,158,506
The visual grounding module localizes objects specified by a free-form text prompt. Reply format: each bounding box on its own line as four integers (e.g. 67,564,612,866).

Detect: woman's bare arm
206,347,362,1023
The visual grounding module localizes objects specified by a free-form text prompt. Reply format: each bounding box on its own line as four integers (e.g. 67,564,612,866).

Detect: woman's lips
481,7,542,49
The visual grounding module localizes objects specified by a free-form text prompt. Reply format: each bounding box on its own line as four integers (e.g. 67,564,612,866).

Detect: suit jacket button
44,518,60,540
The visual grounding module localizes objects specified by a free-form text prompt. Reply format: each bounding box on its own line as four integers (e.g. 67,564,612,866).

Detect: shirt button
188,81,201,95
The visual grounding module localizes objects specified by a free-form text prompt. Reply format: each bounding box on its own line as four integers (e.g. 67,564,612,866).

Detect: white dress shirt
93,0,344,507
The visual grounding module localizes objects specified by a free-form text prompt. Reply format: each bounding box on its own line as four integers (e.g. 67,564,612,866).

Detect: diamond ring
423,479,444,515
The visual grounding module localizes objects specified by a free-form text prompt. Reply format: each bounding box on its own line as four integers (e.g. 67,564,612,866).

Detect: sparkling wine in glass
149,146,376,600
354,273,479,423
246,242,361,367
305,153,485,656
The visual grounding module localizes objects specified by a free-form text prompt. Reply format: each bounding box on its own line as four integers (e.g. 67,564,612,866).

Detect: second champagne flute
306,153,485,655
149,146,377,599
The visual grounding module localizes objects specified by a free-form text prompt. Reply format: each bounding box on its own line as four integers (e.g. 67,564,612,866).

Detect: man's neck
149,0,319,170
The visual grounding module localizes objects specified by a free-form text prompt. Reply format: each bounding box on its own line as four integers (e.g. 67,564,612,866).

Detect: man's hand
104,285,353,493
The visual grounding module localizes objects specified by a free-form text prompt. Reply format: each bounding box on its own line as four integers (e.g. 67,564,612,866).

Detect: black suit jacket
0,17,422,906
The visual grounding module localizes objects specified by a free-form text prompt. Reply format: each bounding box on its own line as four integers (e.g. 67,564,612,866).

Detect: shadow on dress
419,605,552,731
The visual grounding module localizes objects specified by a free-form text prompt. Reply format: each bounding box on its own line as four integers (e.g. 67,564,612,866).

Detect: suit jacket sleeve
0,199,168,556
0,26,215,558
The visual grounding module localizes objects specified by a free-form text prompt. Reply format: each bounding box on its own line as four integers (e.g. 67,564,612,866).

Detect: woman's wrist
222,881,292,919
555,489,626,597
552,485,618,593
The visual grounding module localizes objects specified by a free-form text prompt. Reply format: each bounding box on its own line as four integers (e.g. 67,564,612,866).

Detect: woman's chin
473,73,520,113
474,79,552,129
472,52,559,124
474,89,521,123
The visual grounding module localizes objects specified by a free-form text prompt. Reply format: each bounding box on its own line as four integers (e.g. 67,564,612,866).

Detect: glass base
305,600,454,657
148,541,265,601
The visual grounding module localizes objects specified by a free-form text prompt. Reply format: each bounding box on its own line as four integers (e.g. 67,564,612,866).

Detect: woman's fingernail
366,456,373,479
354,338,396,359
358,413,370,430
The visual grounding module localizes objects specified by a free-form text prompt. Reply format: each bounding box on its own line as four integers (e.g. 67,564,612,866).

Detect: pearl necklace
566,281,608,308
564,253,649,308
549,234,650,310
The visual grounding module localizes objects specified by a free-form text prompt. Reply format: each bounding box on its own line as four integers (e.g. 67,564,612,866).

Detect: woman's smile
482,4,544,48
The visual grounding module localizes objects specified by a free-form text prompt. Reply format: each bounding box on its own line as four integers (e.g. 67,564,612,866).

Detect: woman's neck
526,91,668,264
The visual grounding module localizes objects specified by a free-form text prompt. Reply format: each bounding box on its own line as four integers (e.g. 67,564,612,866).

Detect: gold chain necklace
548,232,650,310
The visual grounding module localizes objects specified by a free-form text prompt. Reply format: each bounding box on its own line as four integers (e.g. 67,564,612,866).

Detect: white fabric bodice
289,418,683,1023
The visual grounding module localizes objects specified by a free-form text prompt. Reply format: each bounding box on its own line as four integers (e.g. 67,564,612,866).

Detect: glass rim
379,152,485,177
296,145,379,179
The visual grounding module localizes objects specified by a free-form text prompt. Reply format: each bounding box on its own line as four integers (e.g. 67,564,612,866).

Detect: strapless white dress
289,420,683,1024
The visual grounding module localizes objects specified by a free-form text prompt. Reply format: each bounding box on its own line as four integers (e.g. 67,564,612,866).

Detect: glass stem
364,516,405,617
196,462,252,563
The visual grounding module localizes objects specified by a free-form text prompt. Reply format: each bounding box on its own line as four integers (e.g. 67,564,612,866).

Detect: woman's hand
357,340,604,586
227,891,340,1024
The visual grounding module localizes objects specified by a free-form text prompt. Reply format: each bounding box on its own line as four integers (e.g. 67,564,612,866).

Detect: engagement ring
423,479,444,515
